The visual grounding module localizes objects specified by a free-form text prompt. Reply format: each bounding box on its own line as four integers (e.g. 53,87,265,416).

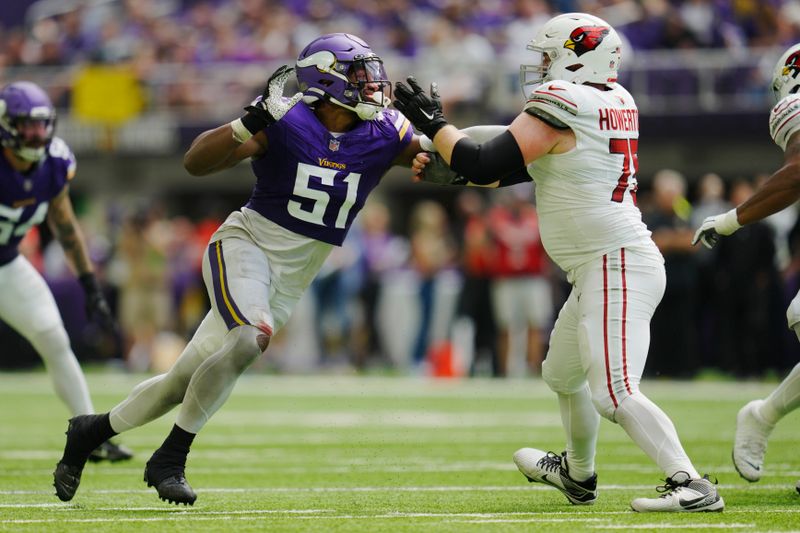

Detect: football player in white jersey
54,33,423,506
0,81,132,464
693,43,800,495
396,13,723,512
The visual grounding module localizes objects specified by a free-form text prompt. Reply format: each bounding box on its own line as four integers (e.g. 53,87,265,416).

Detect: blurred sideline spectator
353,199,409,370
450,189,498,376
112,204,173,371
643,169,698,377
486,184,551,377
407,200,458,372
712,179,784,376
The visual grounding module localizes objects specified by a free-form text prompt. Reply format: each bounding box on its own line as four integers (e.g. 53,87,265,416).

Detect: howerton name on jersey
317,157,347,170
598,107,639,132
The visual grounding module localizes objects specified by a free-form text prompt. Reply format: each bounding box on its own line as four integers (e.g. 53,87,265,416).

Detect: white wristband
716,208,741,236
230,118,253,144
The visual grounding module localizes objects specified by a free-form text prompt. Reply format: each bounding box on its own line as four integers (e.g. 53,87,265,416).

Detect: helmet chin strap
329,92,387,121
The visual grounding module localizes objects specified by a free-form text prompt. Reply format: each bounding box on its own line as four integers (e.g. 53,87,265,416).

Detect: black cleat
53,462,83,502
144,464,197,505
53,415,101,501
88,440,134,463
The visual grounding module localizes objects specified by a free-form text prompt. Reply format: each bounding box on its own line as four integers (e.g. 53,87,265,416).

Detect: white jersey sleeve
523,80,578,129
770,94,800,151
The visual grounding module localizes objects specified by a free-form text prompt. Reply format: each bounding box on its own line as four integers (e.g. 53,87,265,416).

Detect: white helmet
772,43,800,101
520,12,622,96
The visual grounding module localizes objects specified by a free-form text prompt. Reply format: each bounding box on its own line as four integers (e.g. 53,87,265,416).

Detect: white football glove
231,65,302,143
691,208,741,249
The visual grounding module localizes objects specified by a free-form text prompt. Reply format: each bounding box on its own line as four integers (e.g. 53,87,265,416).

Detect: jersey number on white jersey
288,163,361,229
0,202,48,245
609,138,639,204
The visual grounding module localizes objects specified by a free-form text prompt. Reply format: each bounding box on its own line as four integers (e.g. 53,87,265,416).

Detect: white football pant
542,247,699,480
0,256,93,415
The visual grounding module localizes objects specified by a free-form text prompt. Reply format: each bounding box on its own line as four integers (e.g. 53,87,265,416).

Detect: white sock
30,326,94,415
758,362,800,426
615,392,700,479
558,385,599,482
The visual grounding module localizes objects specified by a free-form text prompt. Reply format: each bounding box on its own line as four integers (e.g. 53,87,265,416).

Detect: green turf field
0,372,798,532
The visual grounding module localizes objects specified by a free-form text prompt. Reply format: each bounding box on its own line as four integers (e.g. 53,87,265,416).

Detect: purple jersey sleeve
245,104,412,245
0,137,74,265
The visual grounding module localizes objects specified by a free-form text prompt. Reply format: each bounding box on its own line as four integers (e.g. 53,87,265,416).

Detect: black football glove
240,65,303,134
393,77,449,139
79,273,116,333
419,152,467,186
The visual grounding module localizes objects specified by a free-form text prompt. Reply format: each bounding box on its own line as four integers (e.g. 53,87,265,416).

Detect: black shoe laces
655,471,691,497
537,452,564,473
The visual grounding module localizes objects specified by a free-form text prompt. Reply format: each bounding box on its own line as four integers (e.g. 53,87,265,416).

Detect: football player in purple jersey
0,81,132,463
54,33,423,505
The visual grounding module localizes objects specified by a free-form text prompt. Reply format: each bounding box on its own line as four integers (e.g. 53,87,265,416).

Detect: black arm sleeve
449,130,526,185
495,167,533,187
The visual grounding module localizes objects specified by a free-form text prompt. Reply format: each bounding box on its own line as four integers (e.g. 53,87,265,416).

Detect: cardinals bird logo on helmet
565,26,610,57
772,44,800,101
782,51,800,81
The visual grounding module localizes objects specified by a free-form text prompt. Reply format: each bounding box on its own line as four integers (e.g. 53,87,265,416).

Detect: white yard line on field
593,524,755,529
1,483,797,499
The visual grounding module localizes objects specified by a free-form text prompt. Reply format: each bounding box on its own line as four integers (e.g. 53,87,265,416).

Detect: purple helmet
0,81,56,162
296,33,390,120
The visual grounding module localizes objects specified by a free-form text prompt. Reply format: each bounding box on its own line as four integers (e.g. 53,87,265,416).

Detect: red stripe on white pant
602,254,617,408
603,250,632,409
621,248,632,395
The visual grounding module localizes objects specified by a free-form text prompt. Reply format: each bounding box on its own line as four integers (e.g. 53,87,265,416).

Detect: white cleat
513,448,597,505
630,472,724,513
732,399,774,482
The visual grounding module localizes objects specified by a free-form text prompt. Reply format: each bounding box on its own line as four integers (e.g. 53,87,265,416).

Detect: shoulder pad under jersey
523,80,579,129
48,137,77,180
770,94,800,151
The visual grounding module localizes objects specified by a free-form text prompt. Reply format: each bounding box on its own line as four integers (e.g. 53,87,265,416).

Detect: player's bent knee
28,325,71,356
590,394,618,422
542,360,584,395
227,325,266,372
256,333,270,352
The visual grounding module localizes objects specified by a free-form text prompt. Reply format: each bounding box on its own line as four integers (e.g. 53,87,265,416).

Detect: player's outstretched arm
47,185,116,331
183,126,265,176
394,77,570,184
693,131,800,249
735,131,800,225
184,65,301,176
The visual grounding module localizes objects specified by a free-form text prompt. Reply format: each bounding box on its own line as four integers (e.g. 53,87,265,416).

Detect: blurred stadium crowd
3,0,799,117
3,0,797,68
1,0,800,379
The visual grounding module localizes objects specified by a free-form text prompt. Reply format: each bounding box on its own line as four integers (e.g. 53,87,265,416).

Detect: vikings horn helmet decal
295,33,391,120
